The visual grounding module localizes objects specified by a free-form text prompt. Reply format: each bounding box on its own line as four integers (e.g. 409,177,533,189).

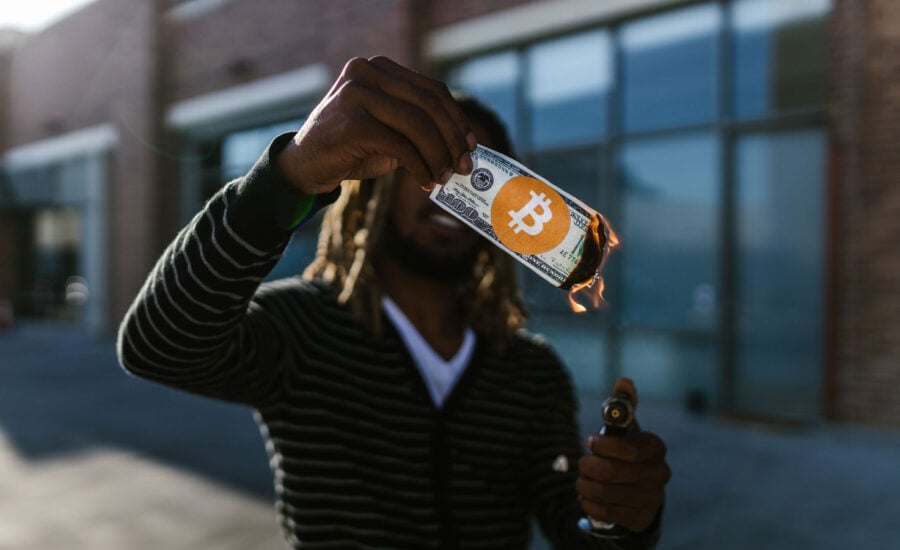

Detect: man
118,56,670,549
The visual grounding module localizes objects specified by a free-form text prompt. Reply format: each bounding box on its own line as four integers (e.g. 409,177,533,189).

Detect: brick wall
164,0,553,106
425,0,545,29
107,0,166,328
7,1,150,145
167,0,417,103
5,0,166,329
829,0,900,426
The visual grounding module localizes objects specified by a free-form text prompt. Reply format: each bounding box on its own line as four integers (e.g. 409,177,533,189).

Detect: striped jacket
117,137,660,549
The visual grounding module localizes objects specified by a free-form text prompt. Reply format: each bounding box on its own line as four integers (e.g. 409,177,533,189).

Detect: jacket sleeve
526,347,662,549
116,133,339,407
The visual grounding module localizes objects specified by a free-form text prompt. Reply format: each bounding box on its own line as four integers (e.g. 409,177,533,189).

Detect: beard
379,216,483,284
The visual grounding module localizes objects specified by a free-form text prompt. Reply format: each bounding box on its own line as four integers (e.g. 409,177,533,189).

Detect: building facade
0,0,896,426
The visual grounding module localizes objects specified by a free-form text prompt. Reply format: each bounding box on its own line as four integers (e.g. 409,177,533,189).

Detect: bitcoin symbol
508,191,553,235
491,176,570,255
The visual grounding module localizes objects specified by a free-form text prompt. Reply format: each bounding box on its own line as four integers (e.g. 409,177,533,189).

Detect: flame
567,213,619,313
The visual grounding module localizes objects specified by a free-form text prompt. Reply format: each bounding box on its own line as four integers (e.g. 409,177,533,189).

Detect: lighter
599,392,634,436
578,392,635,539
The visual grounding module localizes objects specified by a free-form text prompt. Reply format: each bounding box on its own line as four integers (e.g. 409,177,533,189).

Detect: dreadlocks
303,93,527,350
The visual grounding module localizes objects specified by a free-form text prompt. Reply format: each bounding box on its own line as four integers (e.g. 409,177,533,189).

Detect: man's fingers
367,56,475,173
334,79,450,183
366,56,474,140
587,430,666,463
575,478,664,508
578,453,672,486
611,377,638,407
337,57,469,178
284,56,477,193
352,121,434,185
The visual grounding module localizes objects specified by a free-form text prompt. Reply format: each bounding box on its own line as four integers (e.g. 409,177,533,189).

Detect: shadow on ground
0,323,274,501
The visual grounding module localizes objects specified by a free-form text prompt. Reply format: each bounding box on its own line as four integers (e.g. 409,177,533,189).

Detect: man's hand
276,56,477,196
577,378,671,533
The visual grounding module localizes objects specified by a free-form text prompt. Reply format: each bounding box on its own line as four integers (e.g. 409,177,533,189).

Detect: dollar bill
430,145,612,290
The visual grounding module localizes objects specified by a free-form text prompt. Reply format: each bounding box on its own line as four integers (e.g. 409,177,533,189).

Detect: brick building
0,0,895,426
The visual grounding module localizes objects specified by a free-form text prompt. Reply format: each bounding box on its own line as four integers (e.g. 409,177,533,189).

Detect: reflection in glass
28,207,82,320
734,129,825,419
222,119,303,180
621,3,720,132
619,133,720,329
732,0,829,119
446,51,520,144
526,30,611,149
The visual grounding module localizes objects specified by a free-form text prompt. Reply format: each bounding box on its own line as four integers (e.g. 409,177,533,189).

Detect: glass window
734,129,825,419
732,0,829,119
440,0,829,418
621,331,718,408
446,51,520,143
530,317,610,395
619,132,720,330
526,30,612,149
621,3,721,132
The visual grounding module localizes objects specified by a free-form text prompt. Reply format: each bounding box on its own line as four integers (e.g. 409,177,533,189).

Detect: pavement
1,323,899,550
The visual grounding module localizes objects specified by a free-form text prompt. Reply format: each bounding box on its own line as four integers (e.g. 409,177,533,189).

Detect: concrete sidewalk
2,323,899,549
0,435,284,550
0,324,284,550
634,403,900,549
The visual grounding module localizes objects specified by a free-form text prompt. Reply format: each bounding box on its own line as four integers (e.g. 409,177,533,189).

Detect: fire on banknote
430,146,619,313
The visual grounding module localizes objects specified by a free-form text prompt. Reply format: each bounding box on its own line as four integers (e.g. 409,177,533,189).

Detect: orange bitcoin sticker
491,176,570,255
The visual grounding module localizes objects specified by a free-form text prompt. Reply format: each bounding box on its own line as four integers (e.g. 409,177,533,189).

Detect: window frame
440,0,829,415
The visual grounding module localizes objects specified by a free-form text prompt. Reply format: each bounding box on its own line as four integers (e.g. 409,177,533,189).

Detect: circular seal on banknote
470,168,494,191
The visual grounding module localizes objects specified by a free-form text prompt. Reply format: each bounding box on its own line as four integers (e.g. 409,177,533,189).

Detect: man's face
380,122,493,282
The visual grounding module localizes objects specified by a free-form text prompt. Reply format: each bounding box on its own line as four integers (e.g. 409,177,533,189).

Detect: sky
0,0,98,32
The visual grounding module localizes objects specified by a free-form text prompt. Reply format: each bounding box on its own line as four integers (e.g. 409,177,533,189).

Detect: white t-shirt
381,296,475,408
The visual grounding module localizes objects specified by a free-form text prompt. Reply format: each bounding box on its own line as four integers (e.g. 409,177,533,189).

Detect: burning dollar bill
429,145,619,312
